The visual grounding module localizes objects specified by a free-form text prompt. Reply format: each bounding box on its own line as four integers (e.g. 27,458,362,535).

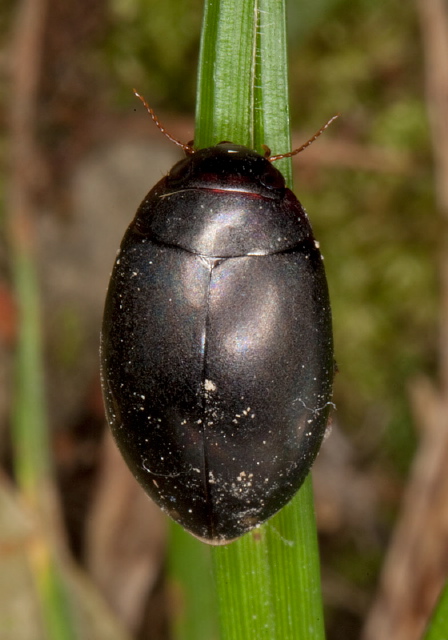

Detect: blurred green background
0,0,443,639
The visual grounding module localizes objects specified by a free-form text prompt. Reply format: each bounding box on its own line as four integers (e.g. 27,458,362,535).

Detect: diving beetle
100,93,336,544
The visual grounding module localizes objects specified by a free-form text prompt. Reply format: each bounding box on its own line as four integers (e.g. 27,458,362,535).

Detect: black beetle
101,97,336,544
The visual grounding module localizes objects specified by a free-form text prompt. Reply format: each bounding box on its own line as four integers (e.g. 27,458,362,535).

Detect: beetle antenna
269,114,340,162
133,89,194,154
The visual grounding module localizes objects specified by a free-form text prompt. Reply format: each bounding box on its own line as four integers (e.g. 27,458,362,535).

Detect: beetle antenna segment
269,114,340,162
133,89,194,154
261,144,271,158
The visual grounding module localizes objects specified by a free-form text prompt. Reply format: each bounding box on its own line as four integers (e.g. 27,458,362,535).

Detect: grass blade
9,232,77,640
194,0,327,638
195,0,257,148
422,580,448,640
167,521,218,640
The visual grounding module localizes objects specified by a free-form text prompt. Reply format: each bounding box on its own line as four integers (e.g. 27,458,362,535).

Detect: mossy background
0,1,442,639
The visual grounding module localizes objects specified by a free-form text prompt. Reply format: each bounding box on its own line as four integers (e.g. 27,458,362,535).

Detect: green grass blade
33,549,78,640
422,580,448,640
9,241,78,640
167,521,218,640
195,0,257,148
11,248,50,501
253,0,292,184
212,477,325,640
266,477,326,638
211,529,274,639
194,1,327,639
7,166,79,640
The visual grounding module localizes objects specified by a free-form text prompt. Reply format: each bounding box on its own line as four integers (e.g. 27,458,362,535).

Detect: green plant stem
422,579,448,640
12,247,50,503
195,0,256,149
9,230,77,640
167,521,218,640
211,478,325,640
194,0,326,639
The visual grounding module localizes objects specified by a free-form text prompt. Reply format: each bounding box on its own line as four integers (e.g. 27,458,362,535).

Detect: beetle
100,93,336,544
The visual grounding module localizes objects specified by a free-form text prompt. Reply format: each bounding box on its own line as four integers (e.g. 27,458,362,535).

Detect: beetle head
134,89,339,166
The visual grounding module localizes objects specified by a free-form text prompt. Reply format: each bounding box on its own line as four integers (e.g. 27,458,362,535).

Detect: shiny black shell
100,142,333,544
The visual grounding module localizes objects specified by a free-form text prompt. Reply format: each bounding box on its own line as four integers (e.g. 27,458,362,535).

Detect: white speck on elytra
204,379,217,392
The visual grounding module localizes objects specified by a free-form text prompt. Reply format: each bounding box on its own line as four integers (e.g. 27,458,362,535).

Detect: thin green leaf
167,521,218,640
193,1,327,639
11,249,50,501
422,580,448,640
265,477,326,638
9,231,78,639
212,478,325,640
254,0,292,184
195,0,257,148
10,246,77,640
211,529,274,640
